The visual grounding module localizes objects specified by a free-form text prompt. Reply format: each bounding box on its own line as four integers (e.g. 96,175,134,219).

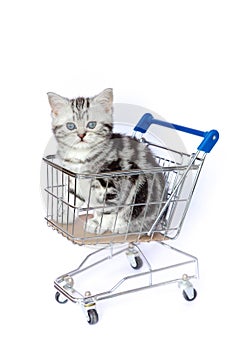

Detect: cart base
53,241,198,324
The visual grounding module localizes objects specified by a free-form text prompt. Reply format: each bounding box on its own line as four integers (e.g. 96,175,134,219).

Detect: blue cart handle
134,113,219,153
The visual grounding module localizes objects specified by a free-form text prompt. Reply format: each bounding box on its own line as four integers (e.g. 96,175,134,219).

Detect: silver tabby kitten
48,88,166,234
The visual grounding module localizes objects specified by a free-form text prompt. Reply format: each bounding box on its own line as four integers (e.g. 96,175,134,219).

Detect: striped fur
47,89,166,234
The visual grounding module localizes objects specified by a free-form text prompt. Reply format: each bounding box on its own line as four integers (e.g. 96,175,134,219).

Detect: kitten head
47,88,113,151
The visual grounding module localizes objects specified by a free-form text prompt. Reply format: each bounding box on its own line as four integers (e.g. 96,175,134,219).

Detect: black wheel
87,309,99,325
183,288,197,301
131,256,143,270
55,291,68,304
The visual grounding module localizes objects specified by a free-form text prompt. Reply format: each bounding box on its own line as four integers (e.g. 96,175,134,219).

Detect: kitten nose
79,133,86,140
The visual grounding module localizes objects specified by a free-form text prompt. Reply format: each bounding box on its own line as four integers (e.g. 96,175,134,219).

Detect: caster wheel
87,309,99,325
55,291,68,304
183,288,197,301
131,256,143,270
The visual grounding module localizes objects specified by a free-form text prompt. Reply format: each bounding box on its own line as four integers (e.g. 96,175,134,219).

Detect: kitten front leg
53,192,84,224
85,178,125,234
52,176,85,225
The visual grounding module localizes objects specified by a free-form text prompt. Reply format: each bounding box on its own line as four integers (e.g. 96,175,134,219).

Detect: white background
0,0,232,349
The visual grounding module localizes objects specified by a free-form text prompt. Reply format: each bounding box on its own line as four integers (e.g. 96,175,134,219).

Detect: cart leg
81,291,99,325
178,274,197,301
54,275,74,304
126,243,143,270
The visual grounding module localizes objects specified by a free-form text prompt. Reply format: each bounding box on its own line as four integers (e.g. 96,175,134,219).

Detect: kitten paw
85,218,108,234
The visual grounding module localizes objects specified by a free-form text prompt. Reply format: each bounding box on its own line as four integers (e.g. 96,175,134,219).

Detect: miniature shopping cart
42,113,219,324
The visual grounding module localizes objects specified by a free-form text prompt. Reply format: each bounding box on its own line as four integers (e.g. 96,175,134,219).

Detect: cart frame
42,113,219,324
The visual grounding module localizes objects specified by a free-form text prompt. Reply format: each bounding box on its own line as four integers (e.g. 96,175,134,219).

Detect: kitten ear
92,88,113,113
47,92,69,116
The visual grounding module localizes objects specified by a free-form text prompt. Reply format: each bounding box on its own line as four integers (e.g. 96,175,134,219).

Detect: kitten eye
87,121,97,129
66,122,77,130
